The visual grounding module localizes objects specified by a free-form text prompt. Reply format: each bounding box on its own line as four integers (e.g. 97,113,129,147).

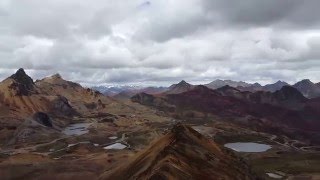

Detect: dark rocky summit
8,68,36,96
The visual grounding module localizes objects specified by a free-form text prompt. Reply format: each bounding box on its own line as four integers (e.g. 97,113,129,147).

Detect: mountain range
99,79,320,99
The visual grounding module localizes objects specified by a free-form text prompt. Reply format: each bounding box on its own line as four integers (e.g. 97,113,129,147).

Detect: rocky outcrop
51,95,77,116
33,112,53,127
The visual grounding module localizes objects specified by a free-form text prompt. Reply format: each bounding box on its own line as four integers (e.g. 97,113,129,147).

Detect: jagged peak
15,68,26,75
10,68,33,83
9,68,34,84
7,68,35,96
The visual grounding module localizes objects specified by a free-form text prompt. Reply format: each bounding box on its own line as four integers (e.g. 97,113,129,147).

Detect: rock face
33,112,52,127
100,124,255,180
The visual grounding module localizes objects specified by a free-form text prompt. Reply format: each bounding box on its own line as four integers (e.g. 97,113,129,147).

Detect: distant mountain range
204,79,320,98
92,85,168,99
95,79,320,99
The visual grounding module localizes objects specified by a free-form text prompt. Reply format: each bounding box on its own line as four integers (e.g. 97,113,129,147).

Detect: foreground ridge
100,123,255,180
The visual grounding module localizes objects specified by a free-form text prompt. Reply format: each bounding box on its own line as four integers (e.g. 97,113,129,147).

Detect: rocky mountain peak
8,68,35,96
10,68,34,85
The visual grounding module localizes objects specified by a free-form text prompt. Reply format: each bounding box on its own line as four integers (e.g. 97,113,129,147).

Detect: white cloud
0,0,319,86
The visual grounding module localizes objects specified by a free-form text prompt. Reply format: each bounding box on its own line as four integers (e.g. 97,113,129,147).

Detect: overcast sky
0,0,320,86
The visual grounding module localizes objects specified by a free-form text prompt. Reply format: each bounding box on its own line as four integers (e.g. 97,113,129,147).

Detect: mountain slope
100,123,254,180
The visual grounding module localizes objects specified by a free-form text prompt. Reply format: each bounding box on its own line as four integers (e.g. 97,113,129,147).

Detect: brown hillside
100,123,254,180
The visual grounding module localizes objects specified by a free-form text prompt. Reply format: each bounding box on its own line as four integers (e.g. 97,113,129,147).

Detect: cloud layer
0,0,320,86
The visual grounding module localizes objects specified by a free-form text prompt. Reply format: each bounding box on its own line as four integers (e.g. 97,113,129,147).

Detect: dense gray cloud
0,0,320,86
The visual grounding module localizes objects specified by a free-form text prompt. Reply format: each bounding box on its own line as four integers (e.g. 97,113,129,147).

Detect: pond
103,143,127,150
62,123,92,136
266,173,283,179
224,142,271,152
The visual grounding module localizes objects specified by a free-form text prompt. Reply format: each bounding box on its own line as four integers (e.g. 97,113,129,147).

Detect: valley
0,69,319,179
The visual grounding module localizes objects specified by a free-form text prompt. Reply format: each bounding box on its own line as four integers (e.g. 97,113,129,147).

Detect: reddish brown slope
100,124,254,180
